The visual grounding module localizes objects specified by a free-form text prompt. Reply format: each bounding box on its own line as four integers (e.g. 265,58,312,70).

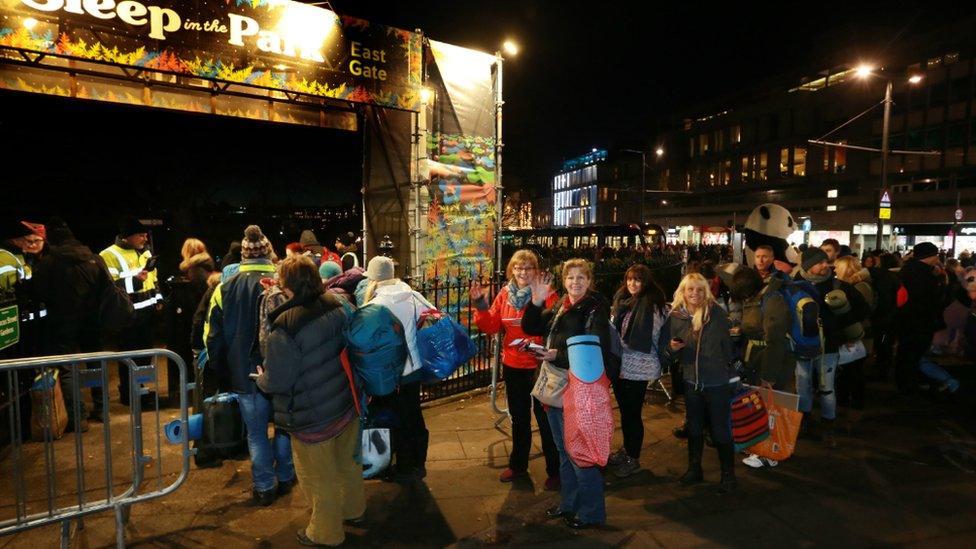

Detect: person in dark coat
205,225,294,505
793,248,869,447
163,239,215,405
522,258,615,529
31,218,107,426
868,253,901,381
255,255,364,546
894,242,946,394
607,264,667,478
658,273,737,494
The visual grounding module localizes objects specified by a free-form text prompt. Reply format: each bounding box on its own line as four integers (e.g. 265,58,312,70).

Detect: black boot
679,435,704,486
672,422,689,439
716,442,737,495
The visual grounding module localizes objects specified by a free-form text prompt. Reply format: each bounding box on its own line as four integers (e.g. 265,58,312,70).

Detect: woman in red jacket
472,249,560,489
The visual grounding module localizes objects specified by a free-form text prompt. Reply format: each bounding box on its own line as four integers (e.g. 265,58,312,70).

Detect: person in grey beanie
793,247,868,447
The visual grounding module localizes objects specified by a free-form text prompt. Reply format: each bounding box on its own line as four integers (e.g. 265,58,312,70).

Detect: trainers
498,468,526,483
742,454,778,468
607,449,628,466
543,475,560,491
612,456,640,478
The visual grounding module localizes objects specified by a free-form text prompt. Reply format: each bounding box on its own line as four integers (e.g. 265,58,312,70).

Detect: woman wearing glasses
471,250,560,489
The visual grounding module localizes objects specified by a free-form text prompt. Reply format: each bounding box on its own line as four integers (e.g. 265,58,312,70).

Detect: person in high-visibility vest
98,216,161,409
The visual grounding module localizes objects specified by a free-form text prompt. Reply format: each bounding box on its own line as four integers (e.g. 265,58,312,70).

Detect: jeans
612,378,649,459
503,365,558,476
683,382,732,444
918,356,959,389
237,391,294,492
795,353,838,420
547,407,606,525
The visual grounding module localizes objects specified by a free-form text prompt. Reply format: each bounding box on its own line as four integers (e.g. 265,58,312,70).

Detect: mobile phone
508,338,527,347
248,372,260,380
144,256,158,272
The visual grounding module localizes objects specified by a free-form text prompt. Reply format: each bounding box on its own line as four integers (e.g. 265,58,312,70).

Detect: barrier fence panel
0,349,190,548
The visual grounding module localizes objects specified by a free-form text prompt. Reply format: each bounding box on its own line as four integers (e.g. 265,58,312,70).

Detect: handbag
837,340,867,365
30,369,68,441
530,361,569,407
749,387,802,461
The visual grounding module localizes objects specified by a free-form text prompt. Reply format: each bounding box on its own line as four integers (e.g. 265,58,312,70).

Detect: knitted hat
21,221,45,240
300,230,323,254
319,260,342,280
913,242,938,261
118,216,148,237
365,256,395,281
801,247,829,271
241,225,272,259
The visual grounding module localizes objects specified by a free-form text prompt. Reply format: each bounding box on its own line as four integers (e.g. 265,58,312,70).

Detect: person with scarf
472,250,560,489
607,264,668,478
658,273,737,494
793,248,869,447
522,258,615,529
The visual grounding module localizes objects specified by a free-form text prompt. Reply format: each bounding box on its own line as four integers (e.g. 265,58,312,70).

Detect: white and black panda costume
743,203,800,271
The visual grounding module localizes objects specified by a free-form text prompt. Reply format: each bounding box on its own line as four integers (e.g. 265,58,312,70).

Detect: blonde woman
833,256,874,418
658,273,736,494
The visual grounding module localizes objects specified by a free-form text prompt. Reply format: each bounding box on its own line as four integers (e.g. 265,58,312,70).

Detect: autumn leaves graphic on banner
424,134,497,282
0,0,423,113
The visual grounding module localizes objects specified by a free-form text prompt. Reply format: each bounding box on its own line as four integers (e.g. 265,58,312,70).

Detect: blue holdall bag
416,309,477,381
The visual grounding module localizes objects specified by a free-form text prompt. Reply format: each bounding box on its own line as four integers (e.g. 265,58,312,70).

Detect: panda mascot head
743,203,800,271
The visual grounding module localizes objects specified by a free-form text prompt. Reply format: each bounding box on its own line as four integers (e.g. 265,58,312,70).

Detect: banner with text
0,0,423,111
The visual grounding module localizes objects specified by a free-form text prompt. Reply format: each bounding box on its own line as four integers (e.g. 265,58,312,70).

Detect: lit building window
793,146,806,177
700,134,709,154
834,144,847,174
740,156,750,182
714,130,724,152
827,189,838,198
756,152,768,182
722,160,731,185
780,148,790,176
731,125,741,145
826,205,837,212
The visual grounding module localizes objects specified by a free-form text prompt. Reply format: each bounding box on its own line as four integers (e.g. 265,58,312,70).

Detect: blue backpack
763,279,823,359
347,303,407,396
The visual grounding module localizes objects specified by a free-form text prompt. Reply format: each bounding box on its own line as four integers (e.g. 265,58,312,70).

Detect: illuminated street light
655,147,664,157
855,64,874,79
908,74,923,84
503,40,519,57
419,87,433,104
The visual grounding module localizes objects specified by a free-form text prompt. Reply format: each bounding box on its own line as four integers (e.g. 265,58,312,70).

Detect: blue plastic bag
416,311,477,380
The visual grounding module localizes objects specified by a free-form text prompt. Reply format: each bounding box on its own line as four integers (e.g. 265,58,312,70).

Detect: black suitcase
194,392,246,467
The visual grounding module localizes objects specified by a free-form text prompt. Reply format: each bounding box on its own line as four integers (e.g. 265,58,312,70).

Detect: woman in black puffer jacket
255,255,364,547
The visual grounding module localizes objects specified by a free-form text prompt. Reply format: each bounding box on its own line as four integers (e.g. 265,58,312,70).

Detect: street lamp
855,66,923,251
494,40,517,279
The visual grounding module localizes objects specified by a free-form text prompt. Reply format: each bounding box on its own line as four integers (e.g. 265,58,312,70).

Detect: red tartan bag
562,370,614,468
730,387,770,452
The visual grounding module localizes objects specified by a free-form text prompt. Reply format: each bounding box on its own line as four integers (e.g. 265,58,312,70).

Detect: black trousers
95,308,153,407
836,357,866,410
393,380,429,470
895,330,931,394
503,365,559,476
684,382,732,445
612,378,650,459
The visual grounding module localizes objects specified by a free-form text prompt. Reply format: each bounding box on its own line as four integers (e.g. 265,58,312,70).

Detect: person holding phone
521,258,615,529
471,250,559,488
658,273,737,494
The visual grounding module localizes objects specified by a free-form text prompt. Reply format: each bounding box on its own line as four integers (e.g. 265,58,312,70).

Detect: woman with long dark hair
607,264,667,477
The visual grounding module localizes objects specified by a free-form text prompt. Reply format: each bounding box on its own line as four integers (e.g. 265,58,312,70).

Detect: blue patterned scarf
507,281,533,311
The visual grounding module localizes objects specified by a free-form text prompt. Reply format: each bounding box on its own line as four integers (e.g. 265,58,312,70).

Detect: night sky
342,1,976,193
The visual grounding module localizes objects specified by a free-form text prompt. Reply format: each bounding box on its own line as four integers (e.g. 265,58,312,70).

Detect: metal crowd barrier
0,349,191,548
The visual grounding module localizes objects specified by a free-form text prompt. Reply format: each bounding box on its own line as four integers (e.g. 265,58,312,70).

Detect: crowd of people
1,215,971,542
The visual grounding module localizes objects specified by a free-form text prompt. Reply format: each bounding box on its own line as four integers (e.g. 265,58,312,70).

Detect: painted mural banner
0,0,423,111
424,133,497,281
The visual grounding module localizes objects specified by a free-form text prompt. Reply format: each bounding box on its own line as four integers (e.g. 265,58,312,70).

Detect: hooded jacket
205,258,276,393
658,303,734,388
365,279,435,377
32,236,106,353
256,291,354,435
